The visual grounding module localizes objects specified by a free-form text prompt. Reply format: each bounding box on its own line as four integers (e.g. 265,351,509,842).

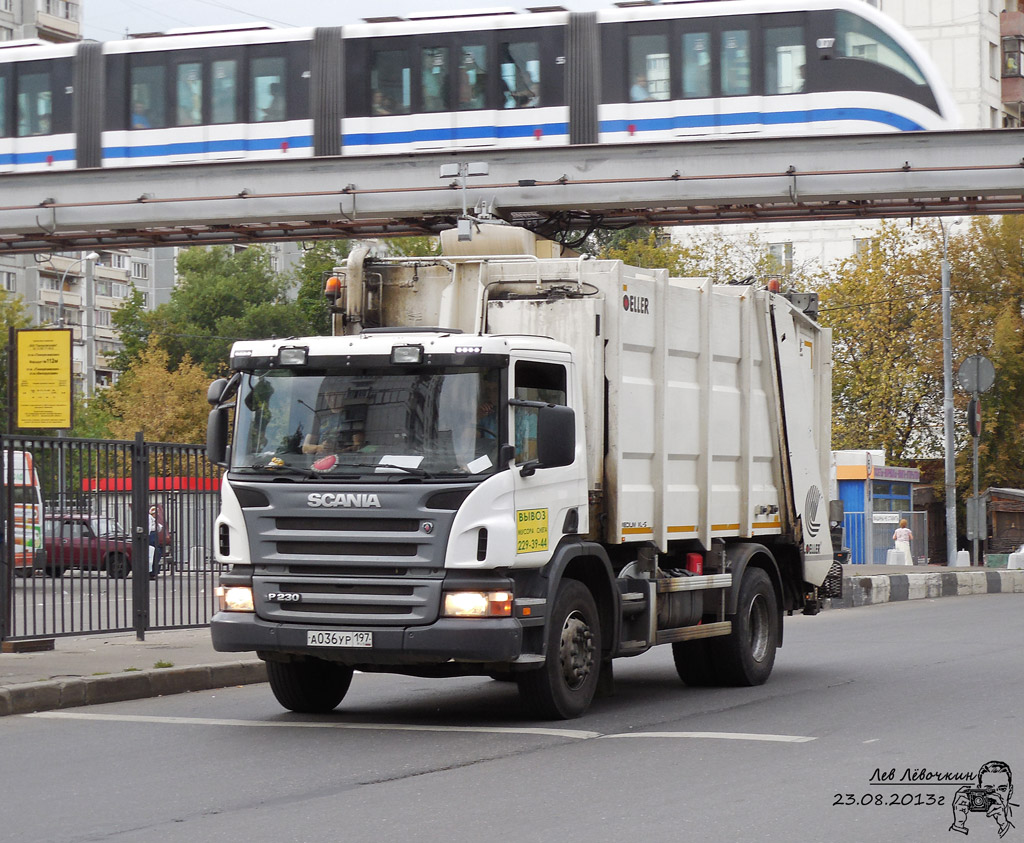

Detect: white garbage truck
207,225,840,719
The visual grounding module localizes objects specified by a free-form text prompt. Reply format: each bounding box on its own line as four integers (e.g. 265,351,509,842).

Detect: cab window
514,361,566,464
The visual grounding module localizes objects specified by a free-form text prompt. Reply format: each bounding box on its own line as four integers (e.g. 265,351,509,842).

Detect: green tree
817,221,944,461
0,292,35,432
110,284,153,373
291,241,352,337
157,246,310,376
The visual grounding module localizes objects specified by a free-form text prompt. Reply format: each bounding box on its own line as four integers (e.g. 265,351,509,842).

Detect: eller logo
622,294,650,314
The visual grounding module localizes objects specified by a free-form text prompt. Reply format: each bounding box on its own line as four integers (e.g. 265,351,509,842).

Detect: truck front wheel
517,579,602,720
266,658,354,713
713,567,778,686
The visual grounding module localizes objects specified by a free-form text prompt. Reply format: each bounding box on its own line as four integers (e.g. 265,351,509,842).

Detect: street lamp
940,220,959,567
56,251,99,328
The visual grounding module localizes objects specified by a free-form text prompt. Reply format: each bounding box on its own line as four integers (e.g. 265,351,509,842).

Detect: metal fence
843,510,929,566
1,434,221,642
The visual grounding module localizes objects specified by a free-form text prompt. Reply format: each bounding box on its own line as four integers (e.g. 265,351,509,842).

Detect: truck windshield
232,366,503,479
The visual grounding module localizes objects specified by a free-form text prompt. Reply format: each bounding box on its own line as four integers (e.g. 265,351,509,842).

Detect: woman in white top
892,519,913,565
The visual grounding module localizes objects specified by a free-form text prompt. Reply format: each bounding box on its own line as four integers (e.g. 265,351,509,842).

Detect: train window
371,49,411,115
764,26,805,94
681,32,711,99
499,41,540,108
16,71,51,136
212,60,237,124
628,34,669,101
0,76,6,137
834,11,926,86
252,56,286,121
457,46,487,111
721,29,750,96
176,62,202,126
421,47,450,113
130,65,165,129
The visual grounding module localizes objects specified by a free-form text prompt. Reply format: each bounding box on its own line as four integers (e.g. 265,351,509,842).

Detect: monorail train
0,0,957,173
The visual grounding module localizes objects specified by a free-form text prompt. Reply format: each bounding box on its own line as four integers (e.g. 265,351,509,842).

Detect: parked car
43,513,135,578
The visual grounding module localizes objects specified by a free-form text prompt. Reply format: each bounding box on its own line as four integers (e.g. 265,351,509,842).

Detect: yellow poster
17,329,73,429
516,508,548,554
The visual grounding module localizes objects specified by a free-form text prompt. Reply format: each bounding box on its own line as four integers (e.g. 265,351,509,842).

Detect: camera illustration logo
950,761,1016,838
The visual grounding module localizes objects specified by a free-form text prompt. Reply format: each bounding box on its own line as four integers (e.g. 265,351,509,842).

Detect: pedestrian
148,505,163,579
892,518,913,565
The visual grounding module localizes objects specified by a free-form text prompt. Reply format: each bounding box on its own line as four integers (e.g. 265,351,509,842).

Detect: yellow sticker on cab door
516,508,548,554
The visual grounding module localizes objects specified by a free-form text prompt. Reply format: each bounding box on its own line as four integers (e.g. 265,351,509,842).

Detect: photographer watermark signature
950,761,1016,838
833,760,1017,838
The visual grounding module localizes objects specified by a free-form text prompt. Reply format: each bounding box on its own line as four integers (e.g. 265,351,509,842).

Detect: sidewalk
1,565,1022,717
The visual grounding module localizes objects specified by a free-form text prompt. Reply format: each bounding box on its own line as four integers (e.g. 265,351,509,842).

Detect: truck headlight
216,586,254,612
442,590,512,618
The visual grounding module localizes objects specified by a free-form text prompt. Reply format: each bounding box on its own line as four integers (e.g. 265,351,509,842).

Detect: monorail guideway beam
0,129,1023,253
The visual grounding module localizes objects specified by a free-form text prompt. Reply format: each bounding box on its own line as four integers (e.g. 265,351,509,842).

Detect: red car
42,512,171,578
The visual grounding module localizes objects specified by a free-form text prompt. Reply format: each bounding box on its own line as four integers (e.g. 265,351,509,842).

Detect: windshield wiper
240,461,319,480
326,462,433,478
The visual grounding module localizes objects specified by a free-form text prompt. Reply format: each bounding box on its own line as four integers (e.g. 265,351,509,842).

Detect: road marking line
600,731,816,743
27,712,815,743
26,711,600,740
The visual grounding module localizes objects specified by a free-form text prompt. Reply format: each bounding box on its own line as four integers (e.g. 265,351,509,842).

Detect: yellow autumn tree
106,344,211,444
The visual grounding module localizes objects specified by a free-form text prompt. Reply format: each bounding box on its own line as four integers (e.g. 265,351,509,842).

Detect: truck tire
712,567,778,686
671,638,718,686
266,659,354,713
517,579,601,720
106,553,130,579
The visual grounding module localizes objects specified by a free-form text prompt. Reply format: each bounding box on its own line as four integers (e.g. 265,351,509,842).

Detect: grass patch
153,660,174,669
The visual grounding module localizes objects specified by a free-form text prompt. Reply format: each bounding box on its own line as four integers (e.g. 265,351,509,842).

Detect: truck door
510,355,585,561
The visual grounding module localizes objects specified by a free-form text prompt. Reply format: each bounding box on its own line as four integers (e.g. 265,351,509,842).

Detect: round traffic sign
957,355,995,393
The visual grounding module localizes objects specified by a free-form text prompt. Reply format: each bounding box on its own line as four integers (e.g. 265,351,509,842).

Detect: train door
0,64,11,173
715,16,761,137
204,47,245,161
9,57,74,172
676,24,715,138
759,14,809,138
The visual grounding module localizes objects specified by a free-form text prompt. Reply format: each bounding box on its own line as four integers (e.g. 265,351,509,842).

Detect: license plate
307,630,373,648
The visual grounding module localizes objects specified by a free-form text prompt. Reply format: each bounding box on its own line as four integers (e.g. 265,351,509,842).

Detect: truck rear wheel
713,567,778,686
266,658,354,713
671,638,718,686
517,579,601,720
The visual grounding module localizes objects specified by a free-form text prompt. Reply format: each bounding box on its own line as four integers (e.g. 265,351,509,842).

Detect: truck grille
238,481,472,626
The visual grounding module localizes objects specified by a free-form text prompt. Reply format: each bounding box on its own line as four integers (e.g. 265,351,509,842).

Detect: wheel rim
559,610,595,691
747,593,770,663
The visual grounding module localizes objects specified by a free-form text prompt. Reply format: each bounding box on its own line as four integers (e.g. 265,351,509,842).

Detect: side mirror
207,407,229,467
537,404,575,468
207,378,229,406
516,404,576,477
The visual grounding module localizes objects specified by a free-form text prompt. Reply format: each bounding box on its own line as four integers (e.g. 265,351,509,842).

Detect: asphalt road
2,595,1021,843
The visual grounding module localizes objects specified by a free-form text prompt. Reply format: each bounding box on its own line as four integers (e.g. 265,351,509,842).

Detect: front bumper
211,610,524,665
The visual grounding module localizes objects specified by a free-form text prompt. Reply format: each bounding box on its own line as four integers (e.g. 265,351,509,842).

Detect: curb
826,569,1024,610
0,659,267,717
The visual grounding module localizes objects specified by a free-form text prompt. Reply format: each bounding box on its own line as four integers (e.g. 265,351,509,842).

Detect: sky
82,0,610,41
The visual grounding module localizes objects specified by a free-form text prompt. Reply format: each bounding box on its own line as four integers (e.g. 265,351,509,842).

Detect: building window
768,242,793,275
1003,37,1023,78
42,0,79,20
38,304,57,324
41,274,65,291
112,282,128,298
0,270,14,292
0,0,12,12
95,309,112,328
131,261,149,280
0,27,12,42
108,253,128,270
854,237,876,256
95,280,112,297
